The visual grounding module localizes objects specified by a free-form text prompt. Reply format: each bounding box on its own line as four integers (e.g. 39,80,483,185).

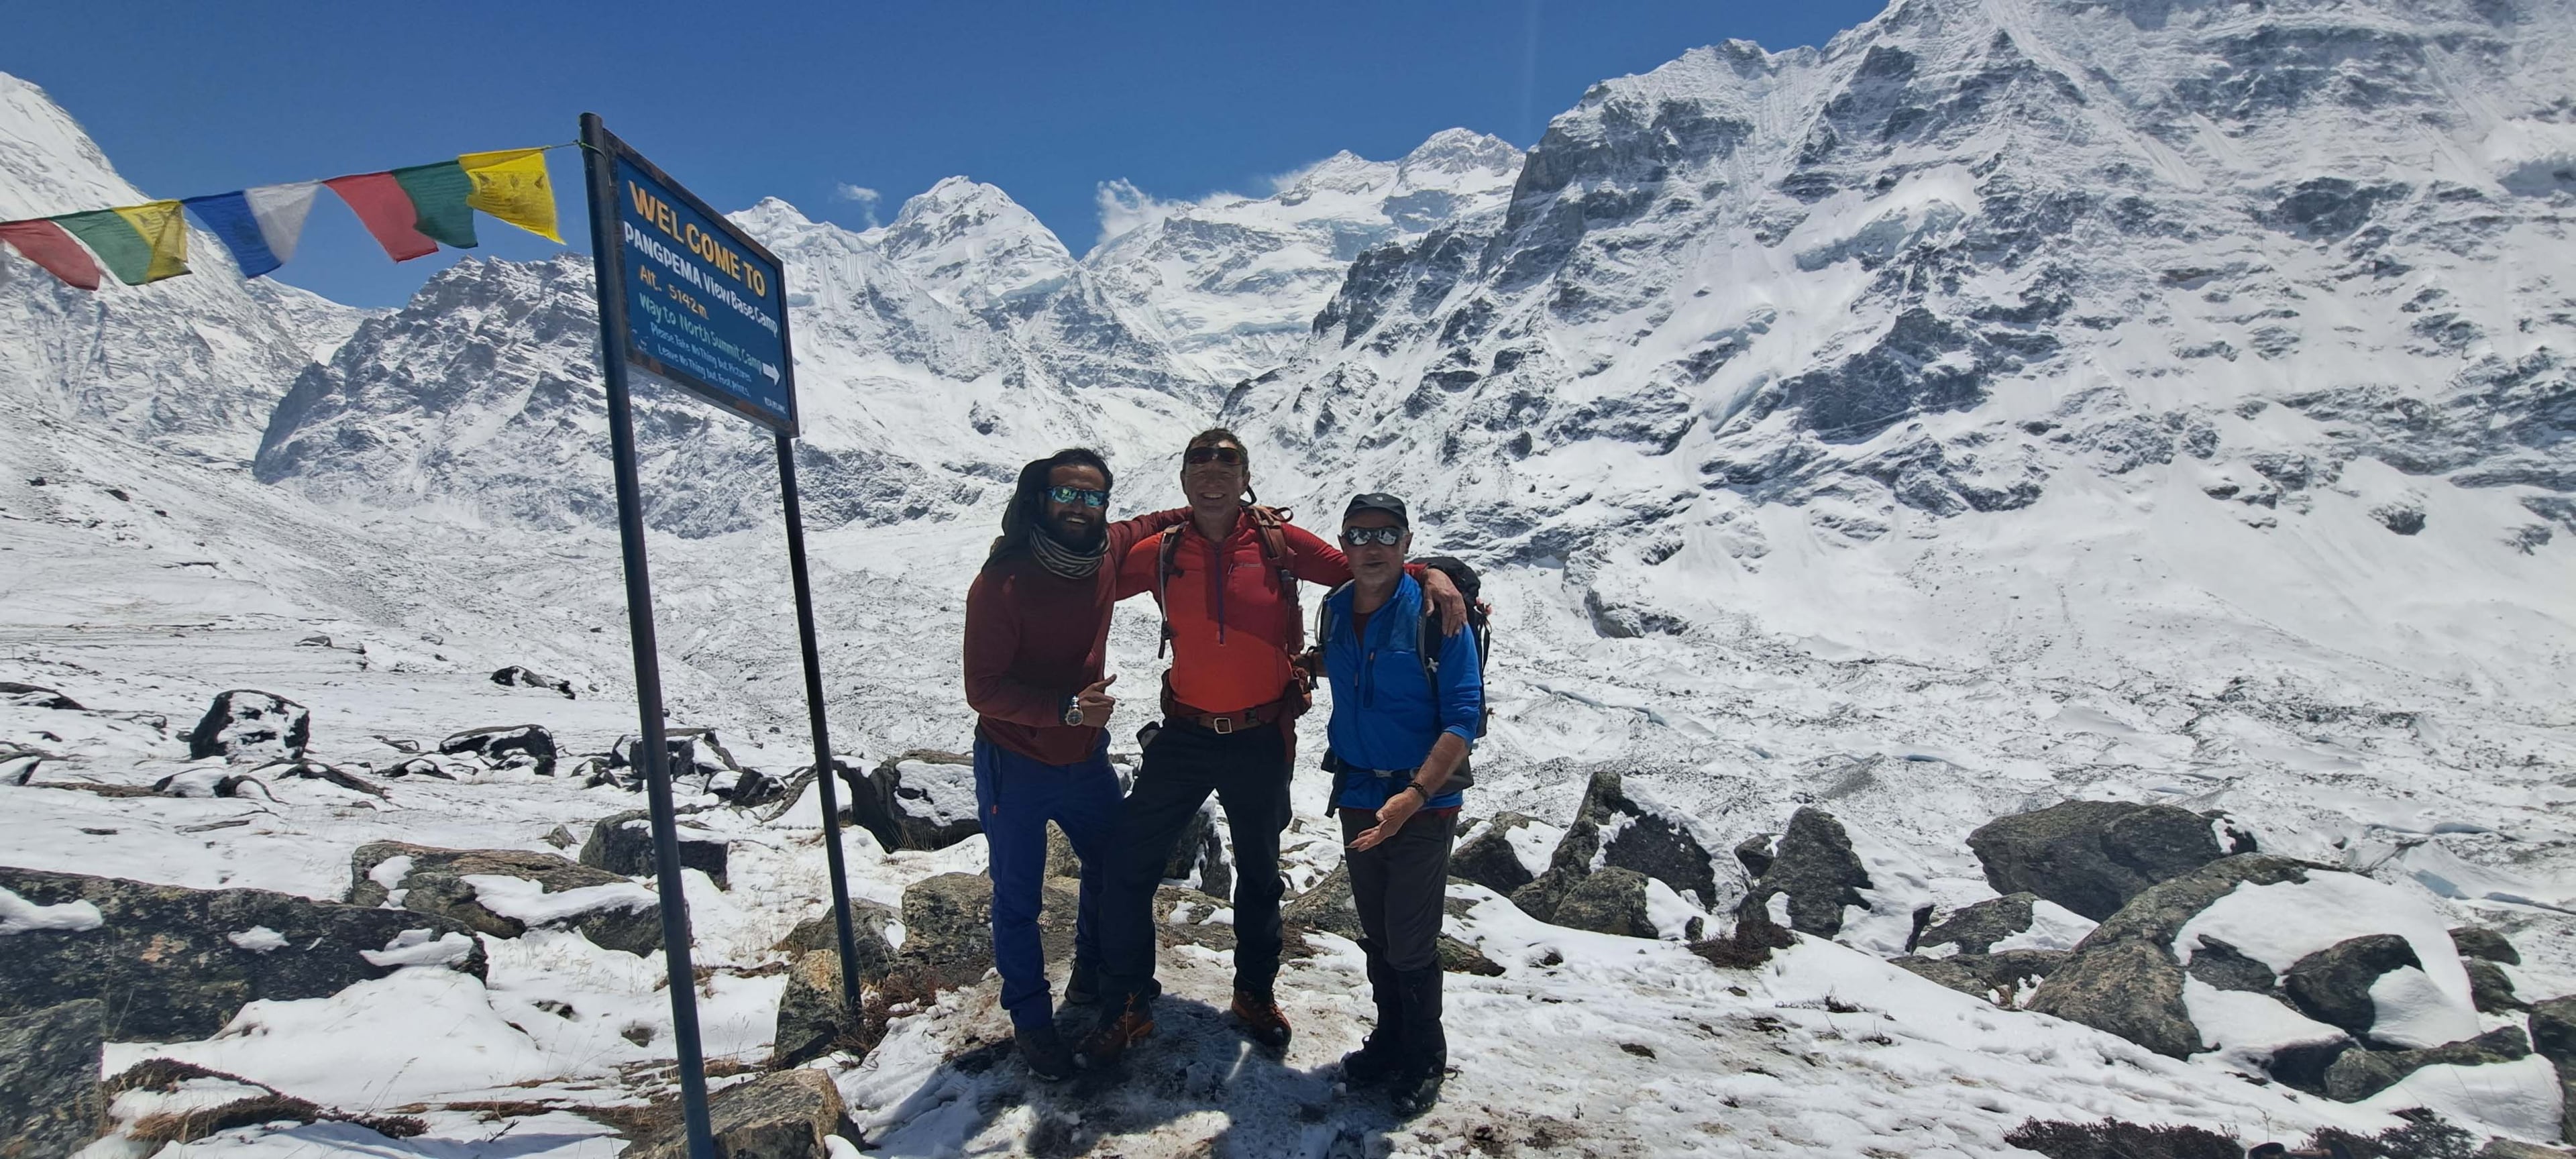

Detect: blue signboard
602,142,796,433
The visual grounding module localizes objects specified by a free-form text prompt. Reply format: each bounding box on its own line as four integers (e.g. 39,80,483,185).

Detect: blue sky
5,1,1888,309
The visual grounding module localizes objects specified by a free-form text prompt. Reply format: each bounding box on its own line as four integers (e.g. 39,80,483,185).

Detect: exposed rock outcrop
0,999,105,1159
1966,800,2224,921
186,690,310,763
347,842,659,956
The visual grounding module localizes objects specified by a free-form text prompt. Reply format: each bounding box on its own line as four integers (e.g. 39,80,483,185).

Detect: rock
1451,812,1546,894
771,947,874,1068
2467,958,2524,1013
296,634,333,647
1543,769,1722,906
708,767,789,809
1892,949,2068,1007
0,866,484,1040
0,999,105,1159
845,751,980,853
1155,885,1237,952
1161,801,1234,901
612,728,742,782
1733,833,1776,879
2182,936,2278,993
1044,820,1081,880
438,724,557,777
490,665,576,699
1552,867,1654,938
378,757,455,779
1967,799,2225,921
1283,865,1363,942
1736,807,1871,938
2025,854,2314,1058
347,842,660,956
580,810,731,889
895,871,1079,990
1438,936,1505,977
629,1068,849,1159
244,759,386,797
0,681,82,711
2323,1026,2531,1102
150,768,277,799
2526,997,2576,1144
1915,893,2038,955
2453,926,2521,965
186,690,311,763
2280,933,2422,1040
777,903,900,978
2479,1140,2576,1159
1509,867,1585,925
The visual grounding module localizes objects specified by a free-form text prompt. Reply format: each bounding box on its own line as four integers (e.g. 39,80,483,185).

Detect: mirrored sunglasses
1340,526,1405,547
1046,485,1110,508
1183,446,1244,466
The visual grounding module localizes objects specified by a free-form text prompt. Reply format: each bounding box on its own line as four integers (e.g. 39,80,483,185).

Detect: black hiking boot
1016,1019,1075,1082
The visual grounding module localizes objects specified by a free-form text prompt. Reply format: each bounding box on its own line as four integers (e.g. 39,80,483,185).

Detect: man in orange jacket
1077,428,1461,1067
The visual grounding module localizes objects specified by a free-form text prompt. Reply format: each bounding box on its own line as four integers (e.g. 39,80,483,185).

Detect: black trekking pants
1099,718,1291,1005
1340,807,1456,973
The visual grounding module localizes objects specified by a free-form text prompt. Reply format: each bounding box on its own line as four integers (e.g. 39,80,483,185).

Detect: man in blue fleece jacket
1316,492,1483,1117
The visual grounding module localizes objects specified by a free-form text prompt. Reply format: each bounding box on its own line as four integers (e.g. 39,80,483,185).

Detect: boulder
845,751,981,853
777,903,900,977
2453,926,2521,965
1543,769,1722,907
707,767,789,809
2529,997,2576,1144
1044,820,1081,880
1450,812,1549,895
0,681,82,710
579,810,730,889
1552,868,1654,938
151,768,277,799
1736,807,1872,938
438,725,557,777
772,948,870,1068
2280,933,2421,1040
0,866,484,1040
1283,865,1362,942
1155,885,1237,952
0,999,105,1159
629,1068,848,1159
1966,800,2224,921
348,842,660,956
2182,936,2277,993
1161,800,1234,901
1438,936,1506,977
1733,833,1776,879
2323,1026,2532,1103
2025,854,2314,1058
1913,893,2036,955
1892,949,2068,1007
241,759,385,797
378,757,456,779
490,665,576,699
186,690,310,762
895,871,1079,990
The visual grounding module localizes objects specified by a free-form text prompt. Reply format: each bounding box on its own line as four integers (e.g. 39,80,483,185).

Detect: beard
1039,512,1106,553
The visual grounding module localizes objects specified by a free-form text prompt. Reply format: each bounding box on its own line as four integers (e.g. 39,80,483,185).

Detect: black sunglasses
1183,446,1244,466
1340,526,1405,547
1045,485,1108,508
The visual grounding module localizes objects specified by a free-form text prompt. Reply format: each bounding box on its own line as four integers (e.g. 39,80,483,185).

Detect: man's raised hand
1076,674,1118,728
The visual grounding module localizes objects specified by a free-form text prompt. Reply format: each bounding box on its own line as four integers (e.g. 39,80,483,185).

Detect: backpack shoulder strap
1246,504,1304,650
1154,525,1185,659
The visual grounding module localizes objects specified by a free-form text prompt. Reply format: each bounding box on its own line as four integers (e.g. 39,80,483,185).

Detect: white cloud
1093,178,1174,247
833,183,883,227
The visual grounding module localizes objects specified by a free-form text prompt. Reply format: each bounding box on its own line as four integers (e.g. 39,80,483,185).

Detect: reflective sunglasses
1183,445,1245,466
1045,485,1110,508
1340,526,1406,547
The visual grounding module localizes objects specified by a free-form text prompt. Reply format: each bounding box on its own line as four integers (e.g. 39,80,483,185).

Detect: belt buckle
1212,716,1234,735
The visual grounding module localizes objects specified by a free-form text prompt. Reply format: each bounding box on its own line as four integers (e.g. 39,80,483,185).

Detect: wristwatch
1061,696,1085,727
1402,782,1430,804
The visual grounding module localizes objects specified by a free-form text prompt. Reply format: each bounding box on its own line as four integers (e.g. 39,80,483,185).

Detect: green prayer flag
52,209,159,286
391,161,478,250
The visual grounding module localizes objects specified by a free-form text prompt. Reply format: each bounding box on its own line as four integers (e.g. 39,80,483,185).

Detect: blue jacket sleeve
1435,621,1483,747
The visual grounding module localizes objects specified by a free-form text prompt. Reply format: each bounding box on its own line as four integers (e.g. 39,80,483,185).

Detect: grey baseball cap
1342,492,1409,527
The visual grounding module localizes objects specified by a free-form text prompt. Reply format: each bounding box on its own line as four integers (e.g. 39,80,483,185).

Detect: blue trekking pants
973,734,1119,1030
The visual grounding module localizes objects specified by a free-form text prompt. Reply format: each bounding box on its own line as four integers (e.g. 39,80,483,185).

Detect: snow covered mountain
0,74,319,463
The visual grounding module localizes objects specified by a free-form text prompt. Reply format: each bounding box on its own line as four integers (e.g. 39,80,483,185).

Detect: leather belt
1166,695,1289,736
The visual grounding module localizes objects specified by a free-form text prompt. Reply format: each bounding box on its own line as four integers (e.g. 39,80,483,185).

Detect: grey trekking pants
1340,807,1457,972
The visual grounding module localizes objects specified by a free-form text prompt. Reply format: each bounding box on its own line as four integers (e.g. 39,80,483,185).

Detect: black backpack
1309,556,1492,808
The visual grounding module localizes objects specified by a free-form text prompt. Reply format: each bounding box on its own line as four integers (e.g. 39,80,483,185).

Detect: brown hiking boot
1073,995,1154,1070
1229,991,1293,1050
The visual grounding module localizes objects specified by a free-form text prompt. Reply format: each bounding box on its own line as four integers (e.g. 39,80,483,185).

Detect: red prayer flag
324,173,437,262
0,219,104,290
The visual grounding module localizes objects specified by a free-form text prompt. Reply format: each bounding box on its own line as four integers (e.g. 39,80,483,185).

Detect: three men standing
961,433,1477,1113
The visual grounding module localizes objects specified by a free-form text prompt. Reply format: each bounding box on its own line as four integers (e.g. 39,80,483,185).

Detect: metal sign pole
774,430,867,1015
580,111,715,1159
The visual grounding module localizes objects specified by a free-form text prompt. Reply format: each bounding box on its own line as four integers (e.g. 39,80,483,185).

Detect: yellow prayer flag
109,200,190,283
459,148,562,243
